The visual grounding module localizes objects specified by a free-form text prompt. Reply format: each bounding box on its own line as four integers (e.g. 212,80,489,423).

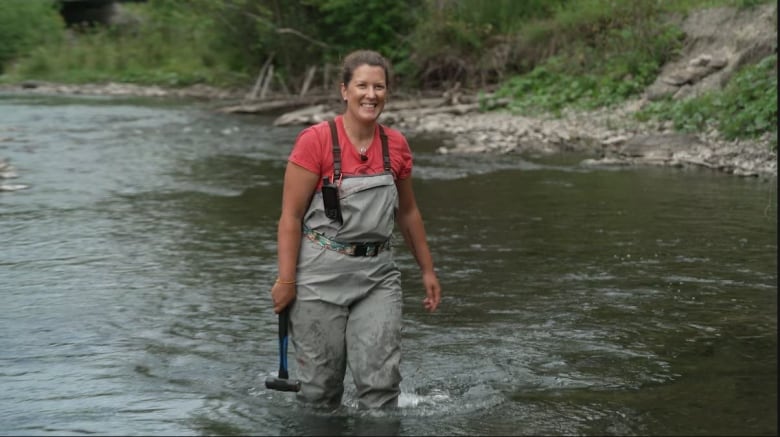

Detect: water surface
0,93,776,436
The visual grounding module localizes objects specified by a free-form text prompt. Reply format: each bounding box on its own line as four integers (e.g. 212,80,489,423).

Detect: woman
270,49,441,409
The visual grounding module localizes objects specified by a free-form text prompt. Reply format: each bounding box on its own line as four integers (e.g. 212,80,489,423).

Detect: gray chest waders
289,119,404,408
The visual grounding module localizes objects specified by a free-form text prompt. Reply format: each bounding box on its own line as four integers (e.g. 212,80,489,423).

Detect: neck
342,114,375,145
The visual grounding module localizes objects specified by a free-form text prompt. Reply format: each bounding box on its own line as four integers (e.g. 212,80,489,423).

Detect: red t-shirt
288,115,413,189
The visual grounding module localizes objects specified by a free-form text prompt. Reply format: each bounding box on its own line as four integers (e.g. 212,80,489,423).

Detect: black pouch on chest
324,120,344,224
321,176,342,223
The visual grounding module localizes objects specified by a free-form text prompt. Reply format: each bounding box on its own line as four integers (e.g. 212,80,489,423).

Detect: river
0,93,776,436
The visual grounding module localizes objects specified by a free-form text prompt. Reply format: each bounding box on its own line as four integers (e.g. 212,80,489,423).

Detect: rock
580,157,632,167
0,157,27,191
273,104,338,126
0,183,29,192
218,99,316,114
645,2,776,101
0,158,27,191
617,133,702,157
602,135,630,146
0,158,17,178
20,81,42,89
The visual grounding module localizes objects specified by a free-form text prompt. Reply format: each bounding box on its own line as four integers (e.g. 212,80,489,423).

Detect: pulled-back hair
341,50,392,90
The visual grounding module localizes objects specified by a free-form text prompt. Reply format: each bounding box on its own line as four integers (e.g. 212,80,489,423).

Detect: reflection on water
0,93,776,436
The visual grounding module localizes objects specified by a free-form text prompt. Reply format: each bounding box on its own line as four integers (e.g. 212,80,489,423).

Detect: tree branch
275,27,330,49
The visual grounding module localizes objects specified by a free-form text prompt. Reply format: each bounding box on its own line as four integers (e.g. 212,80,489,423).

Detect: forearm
398,208,436,275
276,214,302,281
394,177,441,312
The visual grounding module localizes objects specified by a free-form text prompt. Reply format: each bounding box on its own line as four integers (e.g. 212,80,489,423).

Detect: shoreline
389,98,777,179
1,81,776,179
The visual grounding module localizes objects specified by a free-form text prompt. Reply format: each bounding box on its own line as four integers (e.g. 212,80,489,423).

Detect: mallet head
265,376,301,392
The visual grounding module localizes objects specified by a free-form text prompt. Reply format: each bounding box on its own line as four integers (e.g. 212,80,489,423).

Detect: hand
270,280,297,314
421,271,441,312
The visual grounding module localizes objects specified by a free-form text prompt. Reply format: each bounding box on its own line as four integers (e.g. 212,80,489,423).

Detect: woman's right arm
271,162,320,314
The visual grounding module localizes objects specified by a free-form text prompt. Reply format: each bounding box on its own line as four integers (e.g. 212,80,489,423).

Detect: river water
0,93,776,436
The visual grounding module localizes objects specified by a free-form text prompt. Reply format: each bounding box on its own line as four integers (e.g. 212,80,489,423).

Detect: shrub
488,0,686,113
0,0,64,73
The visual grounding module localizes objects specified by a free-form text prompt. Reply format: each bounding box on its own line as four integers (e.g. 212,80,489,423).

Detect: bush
407,0,566,88
5,0,246,86
490,0,685,114
0,0,65,73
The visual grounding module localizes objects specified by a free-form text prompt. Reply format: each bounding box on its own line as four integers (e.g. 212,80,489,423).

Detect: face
340,64,387,124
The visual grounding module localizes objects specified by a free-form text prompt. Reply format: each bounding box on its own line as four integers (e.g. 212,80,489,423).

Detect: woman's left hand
421,271,441,312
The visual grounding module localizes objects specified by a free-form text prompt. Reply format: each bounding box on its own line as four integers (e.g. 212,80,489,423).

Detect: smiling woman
269,49,442,410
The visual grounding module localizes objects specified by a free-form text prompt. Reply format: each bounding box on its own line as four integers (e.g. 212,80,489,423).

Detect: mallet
265,308,301,392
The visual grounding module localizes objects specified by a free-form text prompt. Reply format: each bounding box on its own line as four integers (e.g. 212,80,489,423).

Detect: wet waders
289,120,403,409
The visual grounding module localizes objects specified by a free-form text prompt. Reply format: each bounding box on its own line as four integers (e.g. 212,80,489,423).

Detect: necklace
356,136,372,162
343,118,373,162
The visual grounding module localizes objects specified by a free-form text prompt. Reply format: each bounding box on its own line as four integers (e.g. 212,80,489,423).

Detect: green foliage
114,0,270,83
4,0,422,89
490,66,643,115
636,55,778,149
0,0,64,73
5,0,266,86
491,0,685,114
734,0,771,7
405,0,567,87
448,0,562,34
304,0,417,60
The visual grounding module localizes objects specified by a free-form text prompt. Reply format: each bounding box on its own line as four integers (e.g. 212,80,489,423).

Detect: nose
366,86,376,98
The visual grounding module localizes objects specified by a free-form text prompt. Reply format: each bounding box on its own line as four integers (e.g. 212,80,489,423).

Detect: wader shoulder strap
327,119,341,181
378,125,391,173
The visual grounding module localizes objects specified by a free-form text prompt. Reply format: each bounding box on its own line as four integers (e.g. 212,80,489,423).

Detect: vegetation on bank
0,0,776,148
636,55,777,144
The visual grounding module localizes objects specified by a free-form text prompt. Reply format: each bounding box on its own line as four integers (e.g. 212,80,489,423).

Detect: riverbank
390,97,778,179
2,3,776,180
2,80,775,179
270,2,777,179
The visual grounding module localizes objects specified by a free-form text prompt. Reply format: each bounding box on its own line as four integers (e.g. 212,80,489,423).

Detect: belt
303,225,390,257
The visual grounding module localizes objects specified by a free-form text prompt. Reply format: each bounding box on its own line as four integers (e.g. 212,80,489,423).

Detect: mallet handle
278,308,290,379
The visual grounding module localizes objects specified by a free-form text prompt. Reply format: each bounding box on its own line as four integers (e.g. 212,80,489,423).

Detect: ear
340,83,347,101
